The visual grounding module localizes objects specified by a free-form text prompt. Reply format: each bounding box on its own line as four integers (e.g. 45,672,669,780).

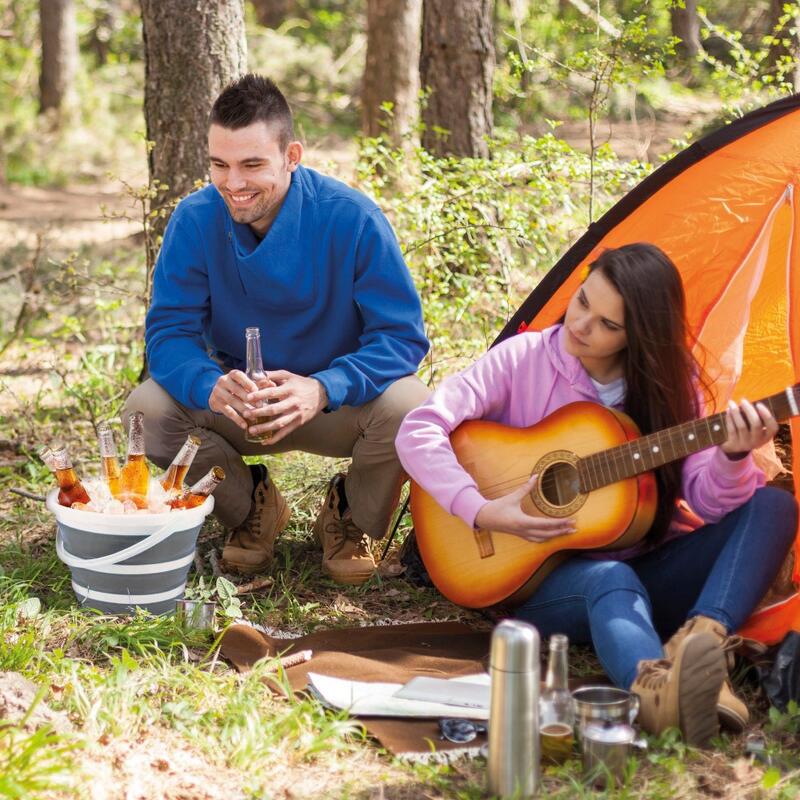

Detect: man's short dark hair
209,74,294,150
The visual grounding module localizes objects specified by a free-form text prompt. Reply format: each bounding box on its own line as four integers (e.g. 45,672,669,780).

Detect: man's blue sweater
145,165,429,412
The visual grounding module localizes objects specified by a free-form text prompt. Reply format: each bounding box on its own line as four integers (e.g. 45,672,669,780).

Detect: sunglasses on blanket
438,718,488,743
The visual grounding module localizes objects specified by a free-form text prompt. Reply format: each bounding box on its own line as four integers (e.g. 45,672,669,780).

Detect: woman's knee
584,560,646,604
750,486,798,546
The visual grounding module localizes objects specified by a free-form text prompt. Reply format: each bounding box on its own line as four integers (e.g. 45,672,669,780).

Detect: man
123,74,429,585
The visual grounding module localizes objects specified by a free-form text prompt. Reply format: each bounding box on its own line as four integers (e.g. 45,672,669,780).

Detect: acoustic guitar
410,385,800,609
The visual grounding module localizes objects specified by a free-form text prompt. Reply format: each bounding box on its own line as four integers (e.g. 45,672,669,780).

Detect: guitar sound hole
539,462,580,507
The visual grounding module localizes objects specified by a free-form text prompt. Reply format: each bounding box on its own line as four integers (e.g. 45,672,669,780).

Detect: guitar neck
579,385,800,492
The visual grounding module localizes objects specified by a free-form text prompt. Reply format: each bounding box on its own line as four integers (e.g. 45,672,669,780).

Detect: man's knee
122,379,182,429
366,375,430,431
122,379,200,467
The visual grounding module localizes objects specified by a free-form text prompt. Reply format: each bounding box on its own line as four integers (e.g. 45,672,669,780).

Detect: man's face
208,121,300,236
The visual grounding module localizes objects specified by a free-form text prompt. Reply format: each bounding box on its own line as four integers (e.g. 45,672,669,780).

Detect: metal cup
581,721,636,788
174,599,217,631
571,686,640,739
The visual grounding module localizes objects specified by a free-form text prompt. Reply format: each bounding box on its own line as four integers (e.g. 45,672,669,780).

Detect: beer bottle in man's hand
244,326,274,443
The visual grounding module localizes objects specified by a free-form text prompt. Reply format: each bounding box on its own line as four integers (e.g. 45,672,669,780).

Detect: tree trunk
39,0,78,115
251,0,294,28
362,0,422,143
670,0,702,59
420,0,494,158
140,0,247,270
769,0,800,90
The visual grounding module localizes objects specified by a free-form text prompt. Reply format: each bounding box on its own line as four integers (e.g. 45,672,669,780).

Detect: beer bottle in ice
119,411,150,508
39,445,56,473
97,422,122,497
244,326,273,443
168,466,225,509
160,434,201,492
49,445,91,508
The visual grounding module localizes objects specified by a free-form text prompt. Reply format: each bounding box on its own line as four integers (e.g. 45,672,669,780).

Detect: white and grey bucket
47,489,214,615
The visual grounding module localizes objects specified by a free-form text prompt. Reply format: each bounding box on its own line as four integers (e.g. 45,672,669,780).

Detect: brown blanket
220,621,492,758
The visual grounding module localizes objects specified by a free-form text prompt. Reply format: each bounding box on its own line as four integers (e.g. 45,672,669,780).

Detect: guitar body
410,402,658,609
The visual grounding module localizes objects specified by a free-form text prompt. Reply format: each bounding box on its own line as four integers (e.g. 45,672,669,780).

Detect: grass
2,423,800,798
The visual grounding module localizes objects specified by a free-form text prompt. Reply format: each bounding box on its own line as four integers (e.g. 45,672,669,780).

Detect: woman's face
563,268,628,364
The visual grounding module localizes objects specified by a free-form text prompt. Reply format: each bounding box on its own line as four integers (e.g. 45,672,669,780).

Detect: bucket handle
56,515,188,570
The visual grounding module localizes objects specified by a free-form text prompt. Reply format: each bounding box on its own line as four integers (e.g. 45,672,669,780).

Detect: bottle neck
190,466,225,497
127,412,145,457
545,645,569,691
246,332,264,376
172,435,200,467
97,425,118,460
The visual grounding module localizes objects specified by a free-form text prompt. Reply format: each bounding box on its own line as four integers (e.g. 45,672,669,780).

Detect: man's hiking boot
221,477,290,574
664,615,750,733
312,473,376,585
631,631,726,748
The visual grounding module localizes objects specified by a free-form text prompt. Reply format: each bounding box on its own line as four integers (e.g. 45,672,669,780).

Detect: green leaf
16,597,41,620
762,767,780,789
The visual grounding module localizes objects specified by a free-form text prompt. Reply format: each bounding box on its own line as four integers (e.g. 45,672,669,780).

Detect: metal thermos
487,620,541,799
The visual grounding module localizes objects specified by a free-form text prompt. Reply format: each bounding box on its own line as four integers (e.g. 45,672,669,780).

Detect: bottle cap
489,620,538,673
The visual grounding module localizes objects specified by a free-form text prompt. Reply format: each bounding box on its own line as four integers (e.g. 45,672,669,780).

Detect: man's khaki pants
122,376,430,538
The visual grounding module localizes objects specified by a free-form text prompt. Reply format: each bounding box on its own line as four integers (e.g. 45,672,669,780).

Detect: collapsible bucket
47,489,214,615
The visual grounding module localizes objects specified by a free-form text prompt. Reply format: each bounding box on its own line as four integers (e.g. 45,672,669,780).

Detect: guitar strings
450,387,798,502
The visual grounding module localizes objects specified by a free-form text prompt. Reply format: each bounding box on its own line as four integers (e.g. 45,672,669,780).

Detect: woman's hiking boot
631,631,726,748
664,615,749,733
312,473,376,585
221,477,290,574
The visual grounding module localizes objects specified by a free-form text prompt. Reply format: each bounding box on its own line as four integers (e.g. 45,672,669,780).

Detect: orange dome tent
495,94,800,645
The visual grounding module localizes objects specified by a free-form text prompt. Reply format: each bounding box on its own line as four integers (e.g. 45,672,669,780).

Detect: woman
396,243,798,747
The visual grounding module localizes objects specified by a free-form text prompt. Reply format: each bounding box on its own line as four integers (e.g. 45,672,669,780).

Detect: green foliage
0,717,80,799
697,2,800,113
0,0,144,186
184,576,243,619
356,130,649,373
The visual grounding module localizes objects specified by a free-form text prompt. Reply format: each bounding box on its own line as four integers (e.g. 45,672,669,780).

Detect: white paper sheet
307,672,491,719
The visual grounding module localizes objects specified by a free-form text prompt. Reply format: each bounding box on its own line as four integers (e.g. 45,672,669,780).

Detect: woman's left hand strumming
721,400,779,459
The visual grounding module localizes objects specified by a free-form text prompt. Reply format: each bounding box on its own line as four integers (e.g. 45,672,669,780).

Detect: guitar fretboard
578,385,800,493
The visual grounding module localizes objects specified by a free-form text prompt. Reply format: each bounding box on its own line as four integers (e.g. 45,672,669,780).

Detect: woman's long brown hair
587,243,712,544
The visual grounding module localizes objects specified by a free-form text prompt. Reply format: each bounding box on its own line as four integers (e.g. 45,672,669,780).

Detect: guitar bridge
474,529,495,559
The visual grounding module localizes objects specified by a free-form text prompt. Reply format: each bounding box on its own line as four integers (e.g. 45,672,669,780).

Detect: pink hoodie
395,324,765,560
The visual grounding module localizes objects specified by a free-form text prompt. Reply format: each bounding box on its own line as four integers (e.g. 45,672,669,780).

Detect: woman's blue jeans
513,487,798,689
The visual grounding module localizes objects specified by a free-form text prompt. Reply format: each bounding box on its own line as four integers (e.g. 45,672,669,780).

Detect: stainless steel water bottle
487,620,541,799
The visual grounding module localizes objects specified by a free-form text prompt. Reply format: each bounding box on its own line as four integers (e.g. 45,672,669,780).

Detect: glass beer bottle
539,633,575,764
159,434,201,492
168,466,225,509
244,326,273,443
49,445,92,508
39,445,56,473
97,422,122,497
119,411,150,508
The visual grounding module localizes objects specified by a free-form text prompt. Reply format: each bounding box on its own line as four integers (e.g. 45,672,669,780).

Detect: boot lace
635,659,671,689
325,515,370,558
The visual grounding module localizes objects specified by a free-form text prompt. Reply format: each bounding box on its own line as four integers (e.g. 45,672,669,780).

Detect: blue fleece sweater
145,165,429,411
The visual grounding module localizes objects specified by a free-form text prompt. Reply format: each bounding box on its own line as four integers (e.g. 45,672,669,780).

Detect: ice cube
84,478,112,506
104,499,125,515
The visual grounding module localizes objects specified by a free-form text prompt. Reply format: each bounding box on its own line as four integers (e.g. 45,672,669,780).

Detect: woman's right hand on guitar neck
473,474,577,543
